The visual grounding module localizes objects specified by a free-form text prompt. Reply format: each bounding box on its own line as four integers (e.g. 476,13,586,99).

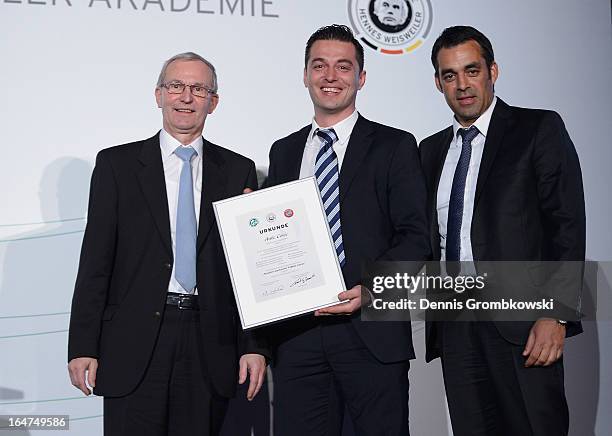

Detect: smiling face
155,59,219,144
304,39,366,127
374,0,408,26
435,40,498,127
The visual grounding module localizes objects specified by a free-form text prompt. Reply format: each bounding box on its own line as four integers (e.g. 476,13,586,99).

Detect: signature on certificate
290,274,316,288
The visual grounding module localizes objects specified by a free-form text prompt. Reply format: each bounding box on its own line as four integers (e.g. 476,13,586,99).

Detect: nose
456,72,469,91
324,66,337,82
180,85,194,102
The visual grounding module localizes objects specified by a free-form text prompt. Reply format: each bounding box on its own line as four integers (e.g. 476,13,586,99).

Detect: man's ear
207,94,220,114
155,87,162,108
489,61,499,85
435,74,443,93
357,69,366,90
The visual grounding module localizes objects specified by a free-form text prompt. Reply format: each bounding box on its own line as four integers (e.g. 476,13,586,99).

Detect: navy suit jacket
419,99,585,362
264,114,430,362
68,132,268,397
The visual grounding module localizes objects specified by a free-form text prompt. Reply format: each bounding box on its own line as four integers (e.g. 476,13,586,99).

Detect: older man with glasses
67,52,268,436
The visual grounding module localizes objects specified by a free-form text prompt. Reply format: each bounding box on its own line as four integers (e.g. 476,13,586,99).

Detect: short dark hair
431,26,495,75
305,24,364,71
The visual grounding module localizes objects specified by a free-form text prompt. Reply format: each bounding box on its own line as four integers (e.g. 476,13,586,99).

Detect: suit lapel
474,98,513,206
197,140,228,252
430,127,454,259
339,115,375,202
137,133,173,257
284,126,310,183
430,127,454,205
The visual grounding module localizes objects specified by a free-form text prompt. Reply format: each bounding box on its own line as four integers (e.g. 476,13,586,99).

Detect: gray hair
156,52,218,93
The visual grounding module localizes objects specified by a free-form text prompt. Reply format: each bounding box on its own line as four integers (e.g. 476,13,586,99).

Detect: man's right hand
68,357,98,396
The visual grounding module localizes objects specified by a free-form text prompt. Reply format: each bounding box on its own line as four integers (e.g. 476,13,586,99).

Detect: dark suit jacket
264,114,430,362
419,98,586,362
68,132,267,398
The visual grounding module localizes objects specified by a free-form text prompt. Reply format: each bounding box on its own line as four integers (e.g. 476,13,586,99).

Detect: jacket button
164,262,172,270
154,311,161,318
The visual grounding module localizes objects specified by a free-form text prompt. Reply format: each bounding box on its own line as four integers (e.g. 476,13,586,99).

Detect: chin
455,107,476,118
459,115,479,125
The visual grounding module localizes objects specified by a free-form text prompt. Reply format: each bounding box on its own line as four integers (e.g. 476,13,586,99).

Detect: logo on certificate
347,0,433,55
249,218,259,227
266,213,277,222
284,209,294,218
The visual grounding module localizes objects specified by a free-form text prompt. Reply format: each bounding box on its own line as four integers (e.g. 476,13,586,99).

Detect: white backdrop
1,0,611,434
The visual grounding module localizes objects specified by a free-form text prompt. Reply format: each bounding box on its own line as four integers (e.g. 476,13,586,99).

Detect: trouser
104,305,228,436
273,319,410,436
441,321,568,436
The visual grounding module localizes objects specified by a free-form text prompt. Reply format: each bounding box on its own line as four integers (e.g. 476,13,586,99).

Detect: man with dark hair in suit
420,26,585,436
264,24,430,436
67,52,267,436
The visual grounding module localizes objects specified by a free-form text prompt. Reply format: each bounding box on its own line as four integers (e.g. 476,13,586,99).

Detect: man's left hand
315,285,365,316
522,318,566,367
238,353,266,401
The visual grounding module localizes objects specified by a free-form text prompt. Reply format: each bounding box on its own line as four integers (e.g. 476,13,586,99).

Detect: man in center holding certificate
264,24,430,436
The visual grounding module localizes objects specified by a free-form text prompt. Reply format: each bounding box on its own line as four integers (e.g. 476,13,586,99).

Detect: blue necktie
315,128,346,267
174,146,197,292
446,126,479,261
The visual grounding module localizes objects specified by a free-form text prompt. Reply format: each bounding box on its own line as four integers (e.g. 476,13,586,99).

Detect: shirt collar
309,110,359,145
159,128,204,160
452,96,497,140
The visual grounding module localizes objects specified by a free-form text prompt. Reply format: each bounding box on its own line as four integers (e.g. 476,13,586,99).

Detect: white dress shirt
159,129,203,294
437,97,497,261
299,110,359,178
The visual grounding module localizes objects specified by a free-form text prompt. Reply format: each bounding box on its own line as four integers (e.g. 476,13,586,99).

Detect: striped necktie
446,126,479,261
315,128,346,267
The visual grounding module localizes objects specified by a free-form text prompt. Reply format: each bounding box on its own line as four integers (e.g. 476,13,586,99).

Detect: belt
166,292,199,310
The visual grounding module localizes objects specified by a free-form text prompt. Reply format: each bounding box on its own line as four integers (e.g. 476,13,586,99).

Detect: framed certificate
213,177,346,329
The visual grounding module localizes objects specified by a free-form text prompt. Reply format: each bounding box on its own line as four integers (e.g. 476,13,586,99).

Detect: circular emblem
249,218,259,227
266,213,277,222
348,0,433,55
284,209,294,218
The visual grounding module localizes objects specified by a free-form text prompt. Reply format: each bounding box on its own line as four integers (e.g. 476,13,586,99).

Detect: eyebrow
440,61,482,75
310,58,354,65
168,80,207,86
464,62,481,70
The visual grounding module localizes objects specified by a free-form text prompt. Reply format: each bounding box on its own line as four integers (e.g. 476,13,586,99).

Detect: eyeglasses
161,81,216,98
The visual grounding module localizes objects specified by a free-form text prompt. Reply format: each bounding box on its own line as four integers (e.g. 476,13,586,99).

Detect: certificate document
213,177,346,329
237,199,325,302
